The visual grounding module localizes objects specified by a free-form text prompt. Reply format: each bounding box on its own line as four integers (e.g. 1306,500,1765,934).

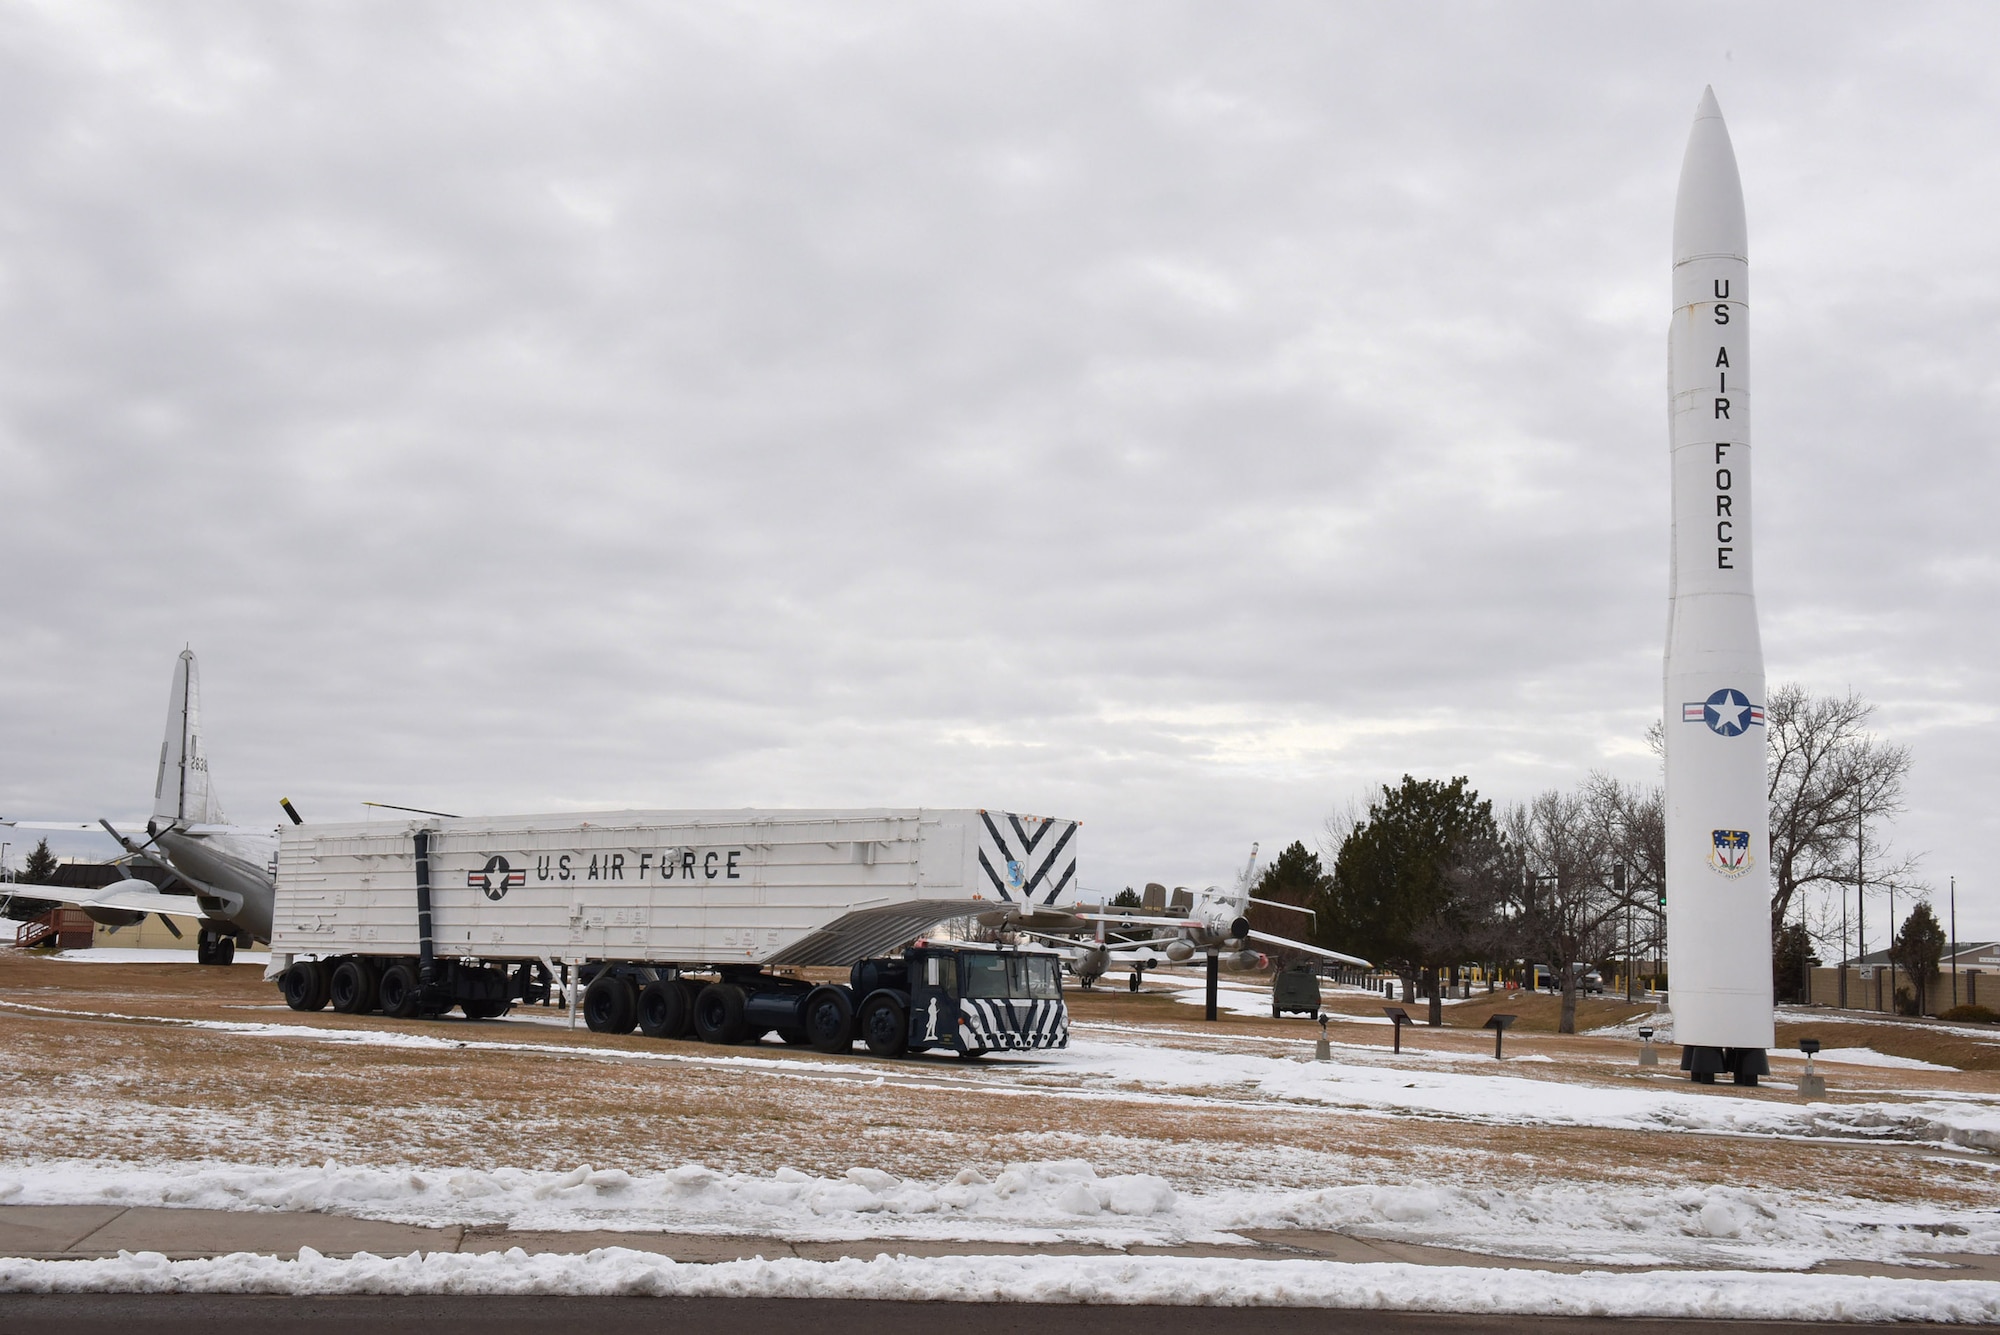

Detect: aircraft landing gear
1127,970,1141,992
196,928,236,966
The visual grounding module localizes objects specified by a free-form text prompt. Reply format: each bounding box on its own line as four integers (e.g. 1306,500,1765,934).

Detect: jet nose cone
1673,86,1746,263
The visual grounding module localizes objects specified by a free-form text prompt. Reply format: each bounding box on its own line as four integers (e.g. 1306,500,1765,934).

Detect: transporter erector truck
267,808,1075,1059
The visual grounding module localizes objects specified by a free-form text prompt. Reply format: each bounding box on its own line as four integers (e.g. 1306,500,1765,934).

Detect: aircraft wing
1103,945,1178,965
1246,928,1372,969
1077,912,1200,929
0,820,107,831
25,879,210,921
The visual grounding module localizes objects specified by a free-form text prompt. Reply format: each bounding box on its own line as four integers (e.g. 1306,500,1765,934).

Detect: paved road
0,1295,1982,1335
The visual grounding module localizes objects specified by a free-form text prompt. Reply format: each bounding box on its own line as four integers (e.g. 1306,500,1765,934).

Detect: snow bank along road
4,953,2000,1320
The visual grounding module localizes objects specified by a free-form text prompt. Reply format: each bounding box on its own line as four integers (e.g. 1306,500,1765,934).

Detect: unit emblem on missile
469,854,526,901
1707,829,1754,878
1681,688,1765,737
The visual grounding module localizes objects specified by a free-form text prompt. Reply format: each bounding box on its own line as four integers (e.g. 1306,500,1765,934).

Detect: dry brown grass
1,951,1997,1212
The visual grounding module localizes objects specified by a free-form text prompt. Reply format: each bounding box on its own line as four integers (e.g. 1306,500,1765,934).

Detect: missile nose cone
1673,86,1746,264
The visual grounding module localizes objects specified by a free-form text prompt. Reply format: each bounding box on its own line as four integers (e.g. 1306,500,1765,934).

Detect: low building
1809,941,1997,1015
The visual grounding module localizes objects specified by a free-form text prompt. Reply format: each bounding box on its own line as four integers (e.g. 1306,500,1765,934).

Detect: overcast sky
3,3,1995,943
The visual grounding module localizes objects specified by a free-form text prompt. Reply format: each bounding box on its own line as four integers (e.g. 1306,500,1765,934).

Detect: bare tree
1506,775,1654,1034
1765,684,1919,935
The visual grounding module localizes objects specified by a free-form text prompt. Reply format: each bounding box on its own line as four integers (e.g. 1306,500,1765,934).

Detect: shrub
1939,1004,2000,1024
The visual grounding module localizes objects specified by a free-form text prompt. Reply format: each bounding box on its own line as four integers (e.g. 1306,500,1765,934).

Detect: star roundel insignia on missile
468,854,525,901
1681,688,1765,737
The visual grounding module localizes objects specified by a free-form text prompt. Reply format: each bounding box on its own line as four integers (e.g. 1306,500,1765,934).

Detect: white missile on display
1663,87,1774,1084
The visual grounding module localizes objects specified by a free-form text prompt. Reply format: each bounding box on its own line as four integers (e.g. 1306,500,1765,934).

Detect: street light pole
1617,863,1632,1002
1857,815,1867,1010
1952,876,1959,1009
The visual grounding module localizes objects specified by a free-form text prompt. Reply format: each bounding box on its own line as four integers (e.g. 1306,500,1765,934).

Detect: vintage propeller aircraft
3,650,281,963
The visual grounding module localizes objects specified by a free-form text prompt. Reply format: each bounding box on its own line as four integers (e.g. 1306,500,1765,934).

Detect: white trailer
268,808,1076,1058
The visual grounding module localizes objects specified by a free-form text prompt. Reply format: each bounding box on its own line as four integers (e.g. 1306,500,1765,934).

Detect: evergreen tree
1772,921,1819,1005
1890,901,1946,1016
21,839,58,885
1248,841,1330,957
1324,776,1514,1023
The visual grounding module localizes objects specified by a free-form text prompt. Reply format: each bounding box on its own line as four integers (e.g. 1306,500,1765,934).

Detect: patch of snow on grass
1807,1048,1956,1071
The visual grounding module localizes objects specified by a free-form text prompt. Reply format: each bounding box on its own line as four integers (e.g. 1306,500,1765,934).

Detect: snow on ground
1034,1038,2000,1153
1593,1007,2000,1049
1806,1048,1959,1071
2,1249,1997,1322
1,1157,1992,1272
44,949,271,967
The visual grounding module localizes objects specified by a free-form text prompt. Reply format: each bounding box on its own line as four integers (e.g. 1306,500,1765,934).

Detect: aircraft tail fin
151,649,227,828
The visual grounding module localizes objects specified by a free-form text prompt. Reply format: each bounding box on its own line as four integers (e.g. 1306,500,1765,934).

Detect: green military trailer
1271,962,1322,1019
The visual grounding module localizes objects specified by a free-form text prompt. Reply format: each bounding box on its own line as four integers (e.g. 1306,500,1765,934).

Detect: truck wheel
803,985,855,1053
859,994,908,1057
584,975,638,1034
693,983,748,1044
281,961,330,1012
957,1046,986,1061
461,999,509,1020
1272,1002,1281,1019
330,960,378,1014
638,979,691,1039
379,964,422,1019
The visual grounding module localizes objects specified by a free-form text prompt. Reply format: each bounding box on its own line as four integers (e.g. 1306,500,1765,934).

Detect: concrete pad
788,1239,1125,1261
62,1207,459,1259
1238,1229,1599,1274
0,1206,128,1258
1813,1253,2000,1281
462,1232,799,1262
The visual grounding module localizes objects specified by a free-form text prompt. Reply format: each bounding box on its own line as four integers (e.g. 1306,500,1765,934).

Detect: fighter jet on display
2,649,280,963
1018,845,1372,991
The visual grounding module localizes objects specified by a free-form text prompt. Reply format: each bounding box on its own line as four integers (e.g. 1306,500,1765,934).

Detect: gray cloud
3,3,1995,937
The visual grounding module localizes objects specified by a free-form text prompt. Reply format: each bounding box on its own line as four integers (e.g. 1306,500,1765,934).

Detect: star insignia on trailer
1681,688,1765,737
469,854,525,901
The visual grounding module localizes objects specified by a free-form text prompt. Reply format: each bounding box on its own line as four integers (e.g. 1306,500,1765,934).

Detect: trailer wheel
637,979,691,1039
281,961,330,1012
461,999,510,1020
692,983,748,1044
803,985,855,1053
859,994,908,1057
379,964,422,1019
584,975,638,1034
330,959,378,1014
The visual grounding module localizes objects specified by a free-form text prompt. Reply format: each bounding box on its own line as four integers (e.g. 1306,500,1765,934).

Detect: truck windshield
962,955,1010,998
961,954,1062,1000
1018,955,1061,1000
